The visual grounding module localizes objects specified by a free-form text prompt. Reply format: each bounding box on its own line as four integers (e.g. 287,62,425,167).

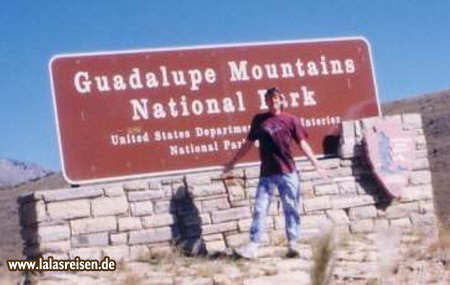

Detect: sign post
50,37,380,184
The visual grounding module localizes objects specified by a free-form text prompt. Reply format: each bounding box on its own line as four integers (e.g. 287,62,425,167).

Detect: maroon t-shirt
247,112,308,177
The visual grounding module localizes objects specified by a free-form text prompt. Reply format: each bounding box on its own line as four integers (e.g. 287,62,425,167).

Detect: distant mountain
0,158,53,189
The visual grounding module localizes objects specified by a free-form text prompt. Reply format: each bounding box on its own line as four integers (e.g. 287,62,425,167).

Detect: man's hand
222,140,254,177
299,140,333,181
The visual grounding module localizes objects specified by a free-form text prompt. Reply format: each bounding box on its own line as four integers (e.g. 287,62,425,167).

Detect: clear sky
1,0,449,171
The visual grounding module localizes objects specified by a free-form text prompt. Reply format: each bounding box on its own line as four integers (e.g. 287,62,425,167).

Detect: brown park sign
49,37,380,184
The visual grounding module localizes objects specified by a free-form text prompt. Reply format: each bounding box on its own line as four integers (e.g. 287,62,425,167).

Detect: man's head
265,87,286,114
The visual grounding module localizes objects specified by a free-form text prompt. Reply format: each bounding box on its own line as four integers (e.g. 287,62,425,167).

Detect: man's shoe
233,243,258,259
286,243,300,258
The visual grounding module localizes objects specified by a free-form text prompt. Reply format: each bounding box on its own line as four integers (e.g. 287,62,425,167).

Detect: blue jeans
249,172,301,244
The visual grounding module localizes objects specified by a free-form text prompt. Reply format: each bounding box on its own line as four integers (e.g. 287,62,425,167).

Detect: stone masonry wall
18,113,437,263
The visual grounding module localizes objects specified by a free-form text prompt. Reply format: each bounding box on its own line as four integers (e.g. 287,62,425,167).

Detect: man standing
223,87,327,259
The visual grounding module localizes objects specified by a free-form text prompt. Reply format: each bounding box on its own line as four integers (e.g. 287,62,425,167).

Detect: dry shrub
310,229,336,285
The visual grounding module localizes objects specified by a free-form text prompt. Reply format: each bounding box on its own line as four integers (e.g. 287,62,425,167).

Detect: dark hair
265,87,282,98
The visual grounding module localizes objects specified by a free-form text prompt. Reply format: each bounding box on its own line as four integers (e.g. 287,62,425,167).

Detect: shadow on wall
17,196,39,261
323,135,340,156
353,143,393,211
170,181,207,256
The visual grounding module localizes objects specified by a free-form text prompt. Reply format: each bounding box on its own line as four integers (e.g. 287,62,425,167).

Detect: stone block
102,245,130,262
338,181,357,194
223,176,245,188
189,183,225,197
419,200,435,214
339,143,356,159
314,183,339,196
341,121,356,144
322,158,341,169
412,158,430,170
71,216,117,235
354,120,364,142
128,227,173,245
47,200,91,220
340,159,353,167
128,190,164,201
118,217,142,231
154,200,173,214
350,219,374,233
72,232,109,248
389,218,412,229
201,197,230,212
211,207,251,223
103,185,125,197
402,113,422,129
400,185,433,202
303,196,331,212
373,219,389,231
20,200,48,226
245,186,258,198
410,213,437,227
384,202,419,219
161,185,173,197
224,232,248,247
299,171,323,181
239,217,272,230
40,240,71,254
205,240,227,252
147,180,163,190
202,222,237,235
38,224,71,242
415,135,427,150
230,200,251,207
123,181,148,191
129,245,150,261
226,185,245,201
348,205,377,220
300,181,315,198
325,209,350,225
92,196,129,216
202,233,224,242
298,163,316,172
41,187,103,202
130,201,154,216
298,228,322,242
415,149,428,158
331,194,375,209
301,214,329,229
409,171,432,185
141,213,175,228
243,167,259,179
185,174,212,185
160,174,184,185
110,233,128,245
245,178,259,188
336,167,354,177
69,247,102,260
